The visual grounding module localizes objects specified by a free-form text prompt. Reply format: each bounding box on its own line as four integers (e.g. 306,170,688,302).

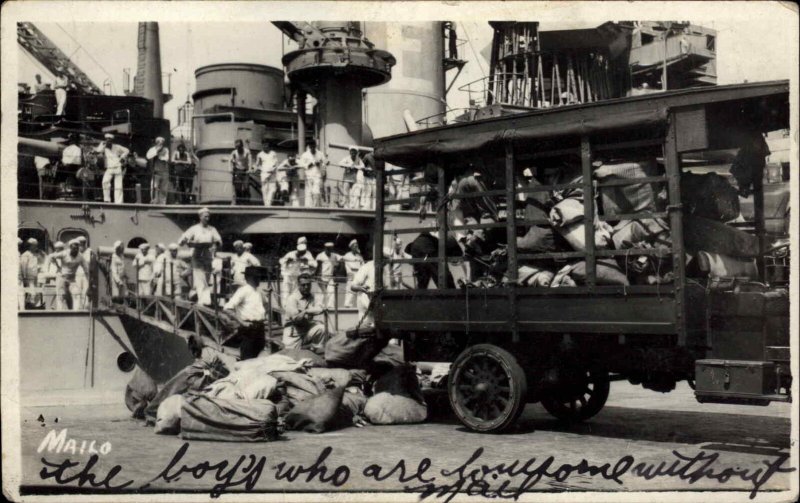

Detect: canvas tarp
375,107,668,167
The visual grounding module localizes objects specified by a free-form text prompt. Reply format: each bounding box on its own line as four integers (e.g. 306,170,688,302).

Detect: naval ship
16,21,450,404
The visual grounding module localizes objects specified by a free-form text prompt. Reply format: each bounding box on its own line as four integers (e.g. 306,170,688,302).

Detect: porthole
116,352,137,372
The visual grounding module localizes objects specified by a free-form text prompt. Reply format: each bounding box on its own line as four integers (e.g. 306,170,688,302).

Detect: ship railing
19,162,434,211
414,108,476,128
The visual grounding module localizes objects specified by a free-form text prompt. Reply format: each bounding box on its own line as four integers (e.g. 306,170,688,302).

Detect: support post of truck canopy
753,164,766,282
505,141,519,343
581,136,596,290
375,159,385,326
437,164,448,288
665,117,687,346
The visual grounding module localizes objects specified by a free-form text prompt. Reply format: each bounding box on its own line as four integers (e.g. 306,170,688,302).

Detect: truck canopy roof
374,80,789,169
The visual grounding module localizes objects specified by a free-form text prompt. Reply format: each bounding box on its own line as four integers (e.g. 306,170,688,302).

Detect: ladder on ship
110,294,284,355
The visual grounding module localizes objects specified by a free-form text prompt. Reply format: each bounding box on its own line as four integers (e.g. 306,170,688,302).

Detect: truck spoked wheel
541,369,609,422
448,344,527,433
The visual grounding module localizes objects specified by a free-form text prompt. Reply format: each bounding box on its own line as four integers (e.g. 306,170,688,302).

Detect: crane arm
17,22,103,95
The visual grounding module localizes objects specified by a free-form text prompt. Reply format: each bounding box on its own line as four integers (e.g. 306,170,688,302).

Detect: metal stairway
111,294,283,356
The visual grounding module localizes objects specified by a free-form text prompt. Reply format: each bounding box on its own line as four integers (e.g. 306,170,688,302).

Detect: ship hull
18,200,424,406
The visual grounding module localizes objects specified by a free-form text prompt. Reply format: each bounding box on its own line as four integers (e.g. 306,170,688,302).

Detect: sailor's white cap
155,136,165,143
168,243,178,251
297,236,307,245
198,207,211,216
233,240,244,247
68,238,81,246
349,145,358,152
324,241,334,247
139,242,150,250
27,237,38,245
156,243,166,250
77,236,87,243
243,242,253,250
349,239,359,248
113,240,123,248
522,168,533,178
54,241,65,249
104,133,114,140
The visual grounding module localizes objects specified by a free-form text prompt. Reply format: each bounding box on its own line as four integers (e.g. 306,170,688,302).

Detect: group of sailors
19,71,72,116
32,133,404,210
239,139,381,209
18,235,96,311
17,207,392,328
34,133,196,204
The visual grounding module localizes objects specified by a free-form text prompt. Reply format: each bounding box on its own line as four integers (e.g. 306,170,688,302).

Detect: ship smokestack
136,22,164,118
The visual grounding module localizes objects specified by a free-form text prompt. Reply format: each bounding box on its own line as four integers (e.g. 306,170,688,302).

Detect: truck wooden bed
372,81,791,432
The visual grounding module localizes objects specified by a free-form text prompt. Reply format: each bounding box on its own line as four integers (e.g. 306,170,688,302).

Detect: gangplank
110,294,283,356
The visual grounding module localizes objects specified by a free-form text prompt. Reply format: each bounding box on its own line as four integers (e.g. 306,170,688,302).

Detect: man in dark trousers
224,266,267,359
405,232,459,289
171,143,195,204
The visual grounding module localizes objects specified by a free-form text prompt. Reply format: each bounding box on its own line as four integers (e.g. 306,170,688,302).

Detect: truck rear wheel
541,369,609,422
448,343,528,433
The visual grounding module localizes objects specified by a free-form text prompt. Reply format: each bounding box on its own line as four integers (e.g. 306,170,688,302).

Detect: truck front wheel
448,343,528,433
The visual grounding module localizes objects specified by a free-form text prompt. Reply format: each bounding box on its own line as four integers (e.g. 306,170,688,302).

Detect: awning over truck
374,80,789,168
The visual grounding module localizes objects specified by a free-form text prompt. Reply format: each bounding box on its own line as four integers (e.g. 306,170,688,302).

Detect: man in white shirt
341,239,364,308
230,139,252,205
41,241,64,308
156,243,189,298
279,236,318,306
95,134,129,204
132,243,155,296
209,243,224,302
47,239,88,310
20,238,46,309
76,236,97,308
231,240,260,287
46,241,65,276
276,154,300,206
54,69,69,116
152,243,168,295
282,273,329,354
224,266,267,359
242,242,260,266
256,140,278,206
110,240,128,298
389,236,413,289
147,137,170,204
315,242,343,309
339,146,364,209
299,140,327,207
179,207,223,305
360,152,376,210
350,249,391,328
62,134,83,170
